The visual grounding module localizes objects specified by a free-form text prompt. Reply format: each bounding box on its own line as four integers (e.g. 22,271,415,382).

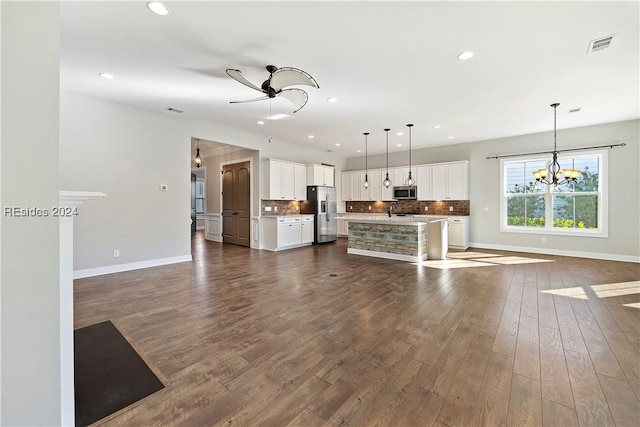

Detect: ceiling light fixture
99,73,114,80
335,143,341,147
146,1,170,16
383,128,392,188
448,136,454,139
308,135,314,139
257,120,264,125
458,51,474,60
434,125,441,129
194,139,202,168
327,97,338,103
146,1,169,16
397,132,404,136
362,132,370,189
405,124,415,186
533,103,580,186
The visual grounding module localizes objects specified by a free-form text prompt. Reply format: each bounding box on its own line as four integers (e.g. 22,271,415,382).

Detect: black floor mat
74,321,164,427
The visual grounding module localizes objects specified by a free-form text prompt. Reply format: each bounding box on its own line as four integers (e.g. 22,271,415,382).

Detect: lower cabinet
263,215,314,251
301,216,314,243
447,216,469,249
337,218,349,237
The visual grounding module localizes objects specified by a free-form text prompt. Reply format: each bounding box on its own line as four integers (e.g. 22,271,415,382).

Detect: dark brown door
222,161,250,247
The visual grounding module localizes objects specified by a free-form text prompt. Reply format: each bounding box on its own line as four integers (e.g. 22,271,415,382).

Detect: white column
59,191,106,426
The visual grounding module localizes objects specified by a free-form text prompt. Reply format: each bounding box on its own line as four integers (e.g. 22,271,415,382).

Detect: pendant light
383,128,392,188
194,139,202,168
405,124,415,186
532,103,580,185
362,132,370,188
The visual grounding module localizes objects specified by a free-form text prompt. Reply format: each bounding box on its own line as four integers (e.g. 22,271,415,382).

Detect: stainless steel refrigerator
300,185,337,244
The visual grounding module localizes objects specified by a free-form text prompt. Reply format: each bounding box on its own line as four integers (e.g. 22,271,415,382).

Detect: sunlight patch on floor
418,252,555,269
541,281,640,302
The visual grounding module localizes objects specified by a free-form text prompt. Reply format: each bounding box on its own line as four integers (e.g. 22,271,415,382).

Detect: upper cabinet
307,164,334,187
416,165,432,200
341,160,469,201
431,161,469,200
265,158,307,200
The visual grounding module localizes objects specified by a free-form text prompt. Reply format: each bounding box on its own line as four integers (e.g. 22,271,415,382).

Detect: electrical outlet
541,237,547,244
349,206,353,210
295,206,299,211
274,206,278,212
159,184,168,192
368,206,372,210
265,206,272,212
113,249,120,258
424,206,428,211
449,206,454,211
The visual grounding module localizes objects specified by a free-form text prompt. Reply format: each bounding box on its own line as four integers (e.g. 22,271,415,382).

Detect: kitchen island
347,216,447,262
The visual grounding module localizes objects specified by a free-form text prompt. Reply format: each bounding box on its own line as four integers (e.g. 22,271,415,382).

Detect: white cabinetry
341,171,362,201
265,158,307,200
337,218,349,236
262,215,314,251
301,216,314,243
307,164,334,187
416,165,432,200
447,216,469,249
294,164,307,200
393,166,416,187
432,161,469,200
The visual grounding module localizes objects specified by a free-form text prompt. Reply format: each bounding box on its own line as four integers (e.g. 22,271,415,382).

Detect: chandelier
532,103,579,185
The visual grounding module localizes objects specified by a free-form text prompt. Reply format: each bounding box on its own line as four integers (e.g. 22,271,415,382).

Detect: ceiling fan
226,65,319,113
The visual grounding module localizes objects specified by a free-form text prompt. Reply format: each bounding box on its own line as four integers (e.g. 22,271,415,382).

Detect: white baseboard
74,254,193,279
469,241,640,263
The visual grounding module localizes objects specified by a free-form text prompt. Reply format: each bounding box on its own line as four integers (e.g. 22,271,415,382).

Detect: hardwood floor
75,232,640,426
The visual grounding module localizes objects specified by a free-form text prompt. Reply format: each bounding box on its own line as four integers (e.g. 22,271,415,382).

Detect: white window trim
499,149,608,238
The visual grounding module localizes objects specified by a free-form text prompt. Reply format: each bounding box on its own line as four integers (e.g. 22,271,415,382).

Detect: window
195,180,205,214
500,150,607,237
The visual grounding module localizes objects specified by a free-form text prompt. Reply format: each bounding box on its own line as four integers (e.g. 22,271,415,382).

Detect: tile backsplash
344,200,469,215
262,199,470,216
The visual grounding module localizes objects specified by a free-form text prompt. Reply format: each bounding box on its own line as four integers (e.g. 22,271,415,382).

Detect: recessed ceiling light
146,1,169,16
327,97,338,103
434,125,441,129
448,136,455,139
308,135,314,139
356,150,361,153
99,72,114,80
397,132,404,136
457,51,474,60
335,143,341,147
396,144,403,147
267,113,288,120
257,120,264,125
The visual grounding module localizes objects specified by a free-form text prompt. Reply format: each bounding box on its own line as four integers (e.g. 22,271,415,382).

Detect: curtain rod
486,142,626,160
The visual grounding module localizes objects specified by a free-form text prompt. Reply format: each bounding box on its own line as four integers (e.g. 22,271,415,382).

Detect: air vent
587,34,616,54
165,107,184,114
569,108,581,113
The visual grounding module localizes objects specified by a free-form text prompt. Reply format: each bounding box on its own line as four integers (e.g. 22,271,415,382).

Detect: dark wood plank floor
75,232,640,426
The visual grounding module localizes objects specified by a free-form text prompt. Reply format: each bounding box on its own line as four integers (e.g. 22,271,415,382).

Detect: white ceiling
60,1,639,157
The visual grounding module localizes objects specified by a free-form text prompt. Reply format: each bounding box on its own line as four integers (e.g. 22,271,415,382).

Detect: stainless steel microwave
393,186,417,199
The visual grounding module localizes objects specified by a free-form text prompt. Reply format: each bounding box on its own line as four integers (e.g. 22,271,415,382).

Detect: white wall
1,2,62,425
60,90,346,273
346,120,640,261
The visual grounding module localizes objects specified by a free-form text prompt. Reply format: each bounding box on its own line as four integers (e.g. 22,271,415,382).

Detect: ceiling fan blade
225,69,263,92
270,67,319,92
229,95,270,104
278,88,309,113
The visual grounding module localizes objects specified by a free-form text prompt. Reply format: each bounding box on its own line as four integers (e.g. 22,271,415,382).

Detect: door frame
219,156,255,247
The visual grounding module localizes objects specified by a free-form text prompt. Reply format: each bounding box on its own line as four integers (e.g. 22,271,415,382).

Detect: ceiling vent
587,34,616,54
165,107,184,113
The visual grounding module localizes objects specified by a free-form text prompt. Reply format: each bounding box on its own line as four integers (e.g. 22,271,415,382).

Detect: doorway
222,161,250,247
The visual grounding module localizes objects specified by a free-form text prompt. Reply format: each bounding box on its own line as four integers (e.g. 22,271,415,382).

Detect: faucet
388,202,398,217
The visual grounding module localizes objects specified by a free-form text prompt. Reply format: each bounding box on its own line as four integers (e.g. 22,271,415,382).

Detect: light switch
265,206,272,212
160,184,168,191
